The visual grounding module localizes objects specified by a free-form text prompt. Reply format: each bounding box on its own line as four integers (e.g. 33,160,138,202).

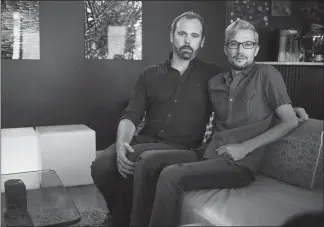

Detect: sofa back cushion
259,118,323,191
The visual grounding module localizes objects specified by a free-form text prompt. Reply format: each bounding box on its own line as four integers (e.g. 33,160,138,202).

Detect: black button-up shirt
120,53,223,149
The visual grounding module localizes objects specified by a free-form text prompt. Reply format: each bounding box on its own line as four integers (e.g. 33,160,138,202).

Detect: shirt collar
222,62,257,85
241,62,257,76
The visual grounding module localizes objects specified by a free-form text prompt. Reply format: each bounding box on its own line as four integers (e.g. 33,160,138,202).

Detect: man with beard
147,19,303,227
90,12,308,227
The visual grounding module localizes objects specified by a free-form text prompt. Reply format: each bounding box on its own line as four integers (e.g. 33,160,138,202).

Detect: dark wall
1,1,316,150
1,1,227,150
256,2,305,61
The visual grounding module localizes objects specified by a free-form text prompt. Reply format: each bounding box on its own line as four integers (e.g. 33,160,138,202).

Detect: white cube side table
35,124,96,187
1,127,41,191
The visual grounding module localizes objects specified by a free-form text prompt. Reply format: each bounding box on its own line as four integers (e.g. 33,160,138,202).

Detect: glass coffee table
1,170,81,226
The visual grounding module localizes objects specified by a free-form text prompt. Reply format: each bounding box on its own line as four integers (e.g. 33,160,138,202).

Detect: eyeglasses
226,41,258,49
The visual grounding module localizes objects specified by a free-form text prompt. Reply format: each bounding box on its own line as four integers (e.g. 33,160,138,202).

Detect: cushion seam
311,131,323,190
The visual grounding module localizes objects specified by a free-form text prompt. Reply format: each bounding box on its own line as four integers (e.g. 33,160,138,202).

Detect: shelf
256,62,324,66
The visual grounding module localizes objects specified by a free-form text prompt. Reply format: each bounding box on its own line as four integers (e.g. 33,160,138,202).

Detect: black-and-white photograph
84,0,142,60
1,1,323,227
1,0,40,59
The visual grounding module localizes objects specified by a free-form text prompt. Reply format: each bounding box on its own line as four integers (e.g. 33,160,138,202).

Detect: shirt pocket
210,88,227,104
209,88,228,121
241,90,257,118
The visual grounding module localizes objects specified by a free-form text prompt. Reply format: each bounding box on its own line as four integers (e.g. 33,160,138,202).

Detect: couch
179,118,323,226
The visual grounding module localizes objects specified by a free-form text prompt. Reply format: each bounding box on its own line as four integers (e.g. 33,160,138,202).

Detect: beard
173,44,200,60
229,56,250,71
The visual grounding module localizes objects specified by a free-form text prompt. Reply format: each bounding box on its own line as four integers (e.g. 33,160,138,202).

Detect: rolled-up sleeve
264,65,292,111
119,71,147,127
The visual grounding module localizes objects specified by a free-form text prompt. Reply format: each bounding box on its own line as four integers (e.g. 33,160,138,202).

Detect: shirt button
168,113,171,117
161,130,164,133
229,98,233,102
174,100,177,103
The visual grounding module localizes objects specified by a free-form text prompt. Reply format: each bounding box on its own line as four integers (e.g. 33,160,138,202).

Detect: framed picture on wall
1,0,40,59
84,0,142,60
226,0,270,28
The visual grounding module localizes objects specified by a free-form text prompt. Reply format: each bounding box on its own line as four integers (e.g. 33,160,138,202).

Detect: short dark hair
171,11,206,38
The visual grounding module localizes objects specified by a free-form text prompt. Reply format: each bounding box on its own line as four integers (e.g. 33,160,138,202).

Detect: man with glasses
91,12,308,227
147,19,301,227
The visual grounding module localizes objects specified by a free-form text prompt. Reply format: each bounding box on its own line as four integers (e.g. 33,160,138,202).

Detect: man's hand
116,142,136,178
216,144,248,161
293,107,309,123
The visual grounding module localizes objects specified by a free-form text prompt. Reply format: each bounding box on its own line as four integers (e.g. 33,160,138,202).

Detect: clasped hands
215,143,249,161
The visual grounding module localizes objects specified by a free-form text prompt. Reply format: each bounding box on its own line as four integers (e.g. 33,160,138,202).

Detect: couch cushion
180,175,323,226
258,118,323,190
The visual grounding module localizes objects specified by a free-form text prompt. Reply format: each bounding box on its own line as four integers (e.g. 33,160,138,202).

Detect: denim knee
135,150,169,176
90,154,115,185
126,145,158,163
158,164,184,187
126,150,141,162
90,159,104,183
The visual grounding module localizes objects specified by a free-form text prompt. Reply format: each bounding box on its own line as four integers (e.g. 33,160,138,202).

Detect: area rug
72,208,107,226
31,208,107,227
67,184,109,226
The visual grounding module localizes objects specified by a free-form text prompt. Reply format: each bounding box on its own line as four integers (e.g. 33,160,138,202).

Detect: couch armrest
259,118,323,190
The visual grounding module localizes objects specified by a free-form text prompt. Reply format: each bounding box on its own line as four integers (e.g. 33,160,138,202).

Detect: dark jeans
148,158,255,227
90,141,198,227
130,148,201,227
